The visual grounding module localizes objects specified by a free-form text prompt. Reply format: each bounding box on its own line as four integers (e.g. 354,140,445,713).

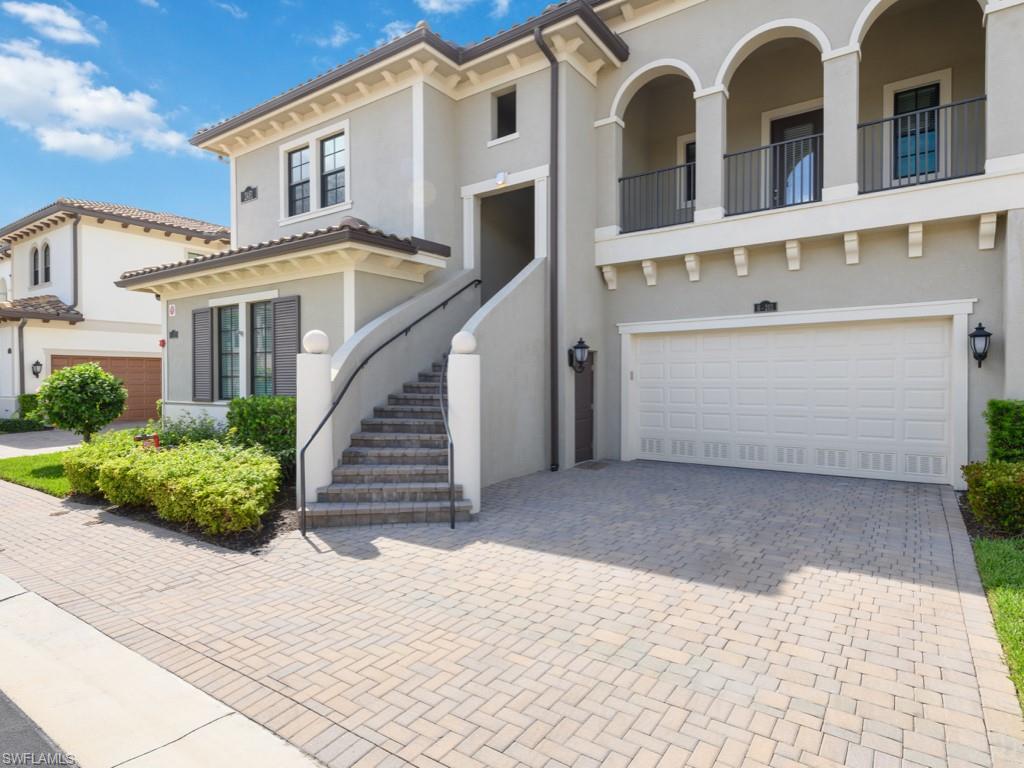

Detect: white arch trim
851,0,987,47
609,58,704,121
714,19,833,89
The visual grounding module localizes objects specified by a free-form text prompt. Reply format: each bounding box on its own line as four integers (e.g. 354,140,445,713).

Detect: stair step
389,392,446,406
404,381,444,394
349,432,448,449
333,464,450,482
341,447,449,465
374,404,443,419
361,417,446,435
418,371,443,383
305,500,474,528
317,482,463,503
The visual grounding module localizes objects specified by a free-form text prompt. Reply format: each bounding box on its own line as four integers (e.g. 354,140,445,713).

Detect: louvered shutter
272,295,300,396
192,308,214,402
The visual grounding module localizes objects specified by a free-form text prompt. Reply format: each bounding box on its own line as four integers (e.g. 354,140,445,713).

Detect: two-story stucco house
118,0,1024,527
0,200,229,420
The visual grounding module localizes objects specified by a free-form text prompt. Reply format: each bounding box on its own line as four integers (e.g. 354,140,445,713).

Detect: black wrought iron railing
297,278,481,535
725,134,823,216
438,352,456,529
858,96,986,194
619,162,696,233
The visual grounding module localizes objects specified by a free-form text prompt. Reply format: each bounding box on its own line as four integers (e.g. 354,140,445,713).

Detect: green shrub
139,414,226,447
986,400,1024,463
37,363,126,442
96,453,157,507
18,393,39,420
227,396,296,474
63,430,138,496
0,418,48,434
964,461,1024,534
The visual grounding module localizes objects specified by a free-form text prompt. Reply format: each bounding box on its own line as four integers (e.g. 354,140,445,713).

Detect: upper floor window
493,87,517,140
320,132,347,208
893,83,940,179
43,243,51,284
31,246,39,286
287,147,311,216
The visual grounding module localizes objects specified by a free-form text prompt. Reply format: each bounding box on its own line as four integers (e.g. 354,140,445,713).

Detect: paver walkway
0,421,147,458
0,462,1022,767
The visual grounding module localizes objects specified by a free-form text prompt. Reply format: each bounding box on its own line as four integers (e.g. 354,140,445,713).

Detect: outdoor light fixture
568,338,590,373
969,323,992,368
495,171,508,187
30,360,42,378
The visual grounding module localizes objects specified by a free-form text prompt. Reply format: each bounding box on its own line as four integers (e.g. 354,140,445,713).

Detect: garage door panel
50,355,161,422
631,317,953,483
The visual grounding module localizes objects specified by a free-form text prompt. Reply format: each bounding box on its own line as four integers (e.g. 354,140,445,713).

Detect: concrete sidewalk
0,574,320,768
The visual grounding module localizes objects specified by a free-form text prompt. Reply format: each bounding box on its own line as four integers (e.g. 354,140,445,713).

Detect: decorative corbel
908,223,923,259
684,254,700,282
734,247,749,277
785,240,801,271
979,213,998,250
601,265,618,291
844,232,859,265
641,260,657,287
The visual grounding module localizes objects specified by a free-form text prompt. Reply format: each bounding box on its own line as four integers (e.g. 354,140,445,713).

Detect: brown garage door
50,355,162,422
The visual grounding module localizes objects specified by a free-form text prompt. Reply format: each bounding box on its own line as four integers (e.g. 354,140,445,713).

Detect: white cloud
138,0,161,8
313,22,355,48
491,0,510,17
0,39,190,160
1,2,98,45
377,20,412,45
414,0,475,13
213,2,247,19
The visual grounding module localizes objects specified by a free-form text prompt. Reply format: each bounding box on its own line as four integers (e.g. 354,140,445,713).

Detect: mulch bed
74,485,297,554
958,491,1022,541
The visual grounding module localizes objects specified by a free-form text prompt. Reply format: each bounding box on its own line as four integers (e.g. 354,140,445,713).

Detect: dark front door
770,109,823,208
574,352,595,463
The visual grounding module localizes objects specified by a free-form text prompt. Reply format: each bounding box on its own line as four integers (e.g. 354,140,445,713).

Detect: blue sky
0,0,549,228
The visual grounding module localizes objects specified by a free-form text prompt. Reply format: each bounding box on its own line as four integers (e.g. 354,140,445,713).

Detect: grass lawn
0,451,71,497
973,538,1024,710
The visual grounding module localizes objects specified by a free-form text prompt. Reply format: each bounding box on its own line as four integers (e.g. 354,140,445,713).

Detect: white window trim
759,97,824,148
675,133,696,165
208,289,280,401
28,240,53,288
491,85,517,144
460,164,550,270
618,298,976,490
879,69,953,188
487,132,520,148
278,117,351,224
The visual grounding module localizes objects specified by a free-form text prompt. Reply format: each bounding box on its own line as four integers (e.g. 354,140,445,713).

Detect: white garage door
631,317,953,483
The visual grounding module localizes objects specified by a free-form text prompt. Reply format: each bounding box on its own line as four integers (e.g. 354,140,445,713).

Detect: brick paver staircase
306,360,474,527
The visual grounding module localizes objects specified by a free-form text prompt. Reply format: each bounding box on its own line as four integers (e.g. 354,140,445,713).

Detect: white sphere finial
451,331,477,354
303,329,329,354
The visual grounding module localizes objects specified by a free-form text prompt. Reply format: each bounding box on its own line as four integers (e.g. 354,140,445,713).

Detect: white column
1004,209,1024,397
448,331,481,513
985,2,1024,171
296,330,333,509
822,48,861,201
694,87,727,222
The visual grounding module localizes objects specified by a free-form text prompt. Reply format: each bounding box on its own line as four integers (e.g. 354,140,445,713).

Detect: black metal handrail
619,161,696,233
298,278,482,535
858,95,986,194
725,133,823,215
438,352,456,529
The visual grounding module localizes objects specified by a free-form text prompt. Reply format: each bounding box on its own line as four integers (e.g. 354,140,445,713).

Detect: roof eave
0,203,230,244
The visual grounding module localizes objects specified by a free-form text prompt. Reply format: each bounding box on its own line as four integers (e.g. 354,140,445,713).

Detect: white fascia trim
617,298,978,335
486,132,520,148
208,289,279,307
460,164,549,198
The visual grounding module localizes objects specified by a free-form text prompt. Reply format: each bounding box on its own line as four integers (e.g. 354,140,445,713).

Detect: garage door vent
640,437,664,456
858,451,896,473
906,453,947,477
776,446,806,466
703,442,730,460
737,444,767,462
671,440,696,458
816,448,850,470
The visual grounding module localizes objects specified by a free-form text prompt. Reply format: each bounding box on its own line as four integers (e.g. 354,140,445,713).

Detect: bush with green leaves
96,453,156,507
37,363,126,442
18,393,40,421
227,396,296,475
986,400,1024,463
138,413,226,447
964,461,1024,534
0,418,48,434
63,430,139,496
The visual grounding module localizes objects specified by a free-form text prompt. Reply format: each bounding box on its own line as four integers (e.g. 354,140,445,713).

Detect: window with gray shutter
192,307,214,402
271,295,300,396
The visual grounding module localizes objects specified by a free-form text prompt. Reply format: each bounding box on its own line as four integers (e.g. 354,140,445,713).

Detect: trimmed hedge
986,400,1024,463
18,393,39,420
964,461,1024,535
37,363,126,441
227,396,296,475
64,432,280,534
0,418,49,434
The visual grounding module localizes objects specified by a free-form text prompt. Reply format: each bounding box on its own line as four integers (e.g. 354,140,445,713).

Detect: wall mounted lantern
969,323,992,368
568,338,591,373
30,360,42,378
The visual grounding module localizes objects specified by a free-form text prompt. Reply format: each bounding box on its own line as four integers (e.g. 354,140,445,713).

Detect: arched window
31,247,39,286
43,243,50,283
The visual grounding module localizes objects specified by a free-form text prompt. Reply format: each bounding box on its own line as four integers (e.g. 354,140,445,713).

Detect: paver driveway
0,462,1022,767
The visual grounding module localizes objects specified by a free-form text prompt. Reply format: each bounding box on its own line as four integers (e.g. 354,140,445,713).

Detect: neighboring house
0,200,229,420
118,0,1024,525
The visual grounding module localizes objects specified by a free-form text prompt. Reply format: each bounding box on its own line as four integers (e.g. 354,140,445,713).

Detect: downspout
534,26,560,472
69,215,79,312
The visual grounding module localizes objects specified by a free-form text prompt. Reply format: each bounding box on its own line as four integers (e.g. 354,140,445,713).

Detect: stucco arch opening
609,59,703,123
851,0,987,48
715,19,832,90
